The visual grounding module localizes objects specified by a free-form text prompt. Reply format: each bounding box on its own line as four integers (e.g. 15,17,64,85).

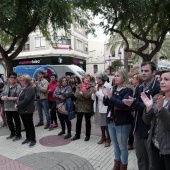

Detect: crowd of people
0,61,170,170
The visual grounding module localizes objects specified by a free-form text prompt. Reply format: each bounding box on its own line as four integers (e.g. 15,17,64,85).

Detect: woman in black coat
15,74,36,147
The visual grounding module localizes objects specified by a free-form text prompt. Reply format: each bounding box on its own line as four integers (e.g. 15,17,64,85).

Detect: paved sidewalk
0,112,138,170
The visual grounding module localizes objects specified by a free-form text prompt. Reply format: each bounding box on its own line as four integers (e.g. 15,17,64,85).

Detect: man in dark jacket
123,62,160,170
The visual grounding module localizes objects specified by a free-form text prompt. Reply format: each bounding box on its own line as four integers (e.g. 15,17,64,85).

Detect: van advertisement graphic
15,65,57,79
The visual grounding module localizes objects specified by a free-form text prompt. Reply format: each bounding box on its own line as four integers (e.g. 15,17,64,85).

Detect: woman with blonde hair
103,68,133,170
132,73,143,88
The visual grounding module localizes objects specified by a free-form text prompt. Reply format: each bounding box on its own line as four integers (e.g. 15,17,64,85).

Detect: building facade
86,40,126,75
12,25,88,71
86,40,105,74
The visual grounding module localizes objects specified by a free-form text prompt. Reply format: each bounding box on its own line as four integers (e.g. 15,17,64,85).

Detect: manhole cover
16,152,94,170
39,135,71,147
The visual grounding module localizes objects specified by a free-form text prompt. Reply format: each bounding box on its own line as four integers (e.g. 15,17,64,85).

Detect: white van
15,65,85,80
51,65,85,79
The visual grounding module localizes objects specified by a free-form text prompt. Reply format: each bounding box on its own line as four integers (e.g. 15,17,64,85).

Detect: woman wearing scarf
71,74,93,141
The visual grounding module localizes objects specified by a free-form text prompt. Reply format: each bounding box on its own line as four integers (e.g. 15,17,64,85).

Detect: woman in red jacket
48,74,58,130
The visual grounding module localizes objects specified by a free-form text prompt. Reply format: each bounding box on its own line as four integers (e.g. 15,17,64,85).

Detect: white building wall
86,40,105,75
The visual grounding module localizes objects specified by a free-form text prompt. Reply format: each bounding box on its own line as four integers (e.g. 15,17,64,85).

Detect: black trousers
128,122,134,145
149,142,170,170
6,111,21,137
20,113,36,141
135,130,151,170
57,111,71,134
75,112,91,138
49,101,57,125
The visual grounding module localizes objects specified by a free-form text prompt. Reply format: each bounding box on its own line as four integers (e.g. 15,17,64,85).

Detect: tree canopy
77,0,170,61
0,0,90,74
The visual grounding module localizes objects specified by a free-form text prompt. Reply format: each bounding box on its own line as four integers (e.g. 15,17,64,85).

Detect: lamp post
109,55,111,75
118,51,122,67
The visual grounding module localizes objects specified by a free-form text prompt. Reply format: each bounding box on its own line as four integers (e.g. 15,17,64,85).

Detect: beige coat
37,78,49,99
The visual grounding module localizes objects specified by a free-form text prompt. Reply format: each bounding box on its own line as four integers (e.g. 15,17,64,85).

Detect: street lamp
118,51,122,63
118,51,122,68
109,55,111,75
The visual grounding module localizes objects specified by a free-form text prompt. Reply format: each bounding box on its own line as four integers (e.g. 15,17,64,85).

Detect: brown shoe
97,137,106,144
113,160,121,170
128,145,134,150
120,163,127,170
44,124,49,129
104,139,111,147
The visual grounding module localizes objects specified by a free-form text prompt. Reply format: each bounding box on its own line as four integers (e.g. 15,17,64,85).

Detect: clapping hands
140,92,153,112
102,87,112,99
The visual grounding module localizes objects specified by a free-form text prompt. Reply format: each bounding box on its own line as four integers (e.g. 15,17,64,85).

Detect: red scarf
81,82,90,92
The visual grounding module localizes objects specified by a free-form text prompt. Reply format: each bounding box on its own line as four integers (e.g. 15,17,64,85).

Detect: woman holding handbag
53,77,72,139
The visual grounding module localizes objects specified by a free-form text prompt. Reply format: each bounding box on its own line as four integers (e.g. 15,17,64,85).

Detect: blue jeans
37,99,50,125
108,122,131,164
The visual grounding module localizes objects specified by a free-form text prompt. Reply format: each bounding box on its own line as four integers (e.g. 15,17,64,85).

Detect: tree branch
6,37,19,54
10,16,40,60
127,20,149,52
2,29,15,37
0,45,6,58
122,2,145,36
109,27,130,51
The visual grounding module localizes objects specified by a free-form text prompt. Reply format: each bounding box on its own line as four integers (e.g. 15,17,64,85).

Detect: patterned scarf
81,82,90,92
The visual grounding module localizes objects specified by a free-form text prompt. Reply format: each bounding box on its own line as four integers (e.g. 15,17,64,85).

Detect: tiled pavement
0,111,138,170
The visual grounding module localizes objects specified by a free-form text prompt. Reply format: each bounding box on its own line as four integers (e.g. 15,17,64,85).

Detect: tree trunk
151,54,158,66
3,54,14,76
142,56,152,62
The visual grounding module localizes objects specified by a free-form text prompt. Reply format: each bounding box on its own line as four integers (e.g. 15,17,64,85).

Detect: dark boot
105,126,111,147
113,160,121,170
97,126,106,144
120,163,127,170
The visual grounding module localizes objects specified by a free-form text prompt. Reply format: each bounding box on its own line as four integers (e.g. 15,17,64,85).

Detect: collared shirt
140,77,156,93
37,80,42,97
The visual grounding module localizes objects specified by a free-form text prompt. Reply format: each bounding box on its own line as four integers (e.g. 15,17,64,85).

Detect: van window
65,72,74,76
